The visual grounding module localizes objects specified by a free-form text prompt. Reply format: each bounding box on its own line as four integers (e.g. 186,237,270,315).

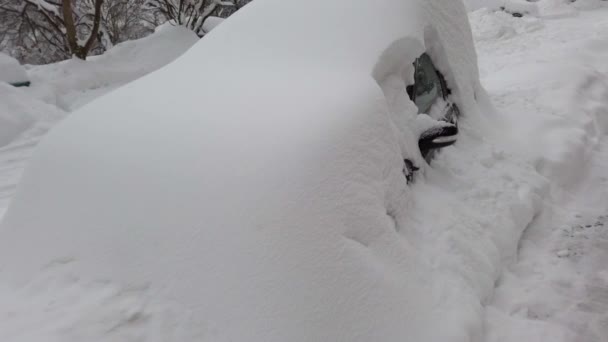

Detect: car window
410,53,446,114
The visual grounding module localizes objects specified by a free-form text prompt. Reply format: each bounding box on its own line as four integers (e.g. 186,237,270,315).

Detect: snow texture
0,52,28,85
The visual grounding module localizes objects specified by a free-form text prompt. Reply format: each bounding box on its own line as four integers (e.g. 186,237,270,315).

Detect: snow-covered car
0,52,30,87
0,0,488,340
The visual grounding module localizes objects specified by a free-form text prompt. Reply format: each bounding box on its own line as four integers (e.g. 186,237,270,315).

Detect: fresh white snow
0,0,607,341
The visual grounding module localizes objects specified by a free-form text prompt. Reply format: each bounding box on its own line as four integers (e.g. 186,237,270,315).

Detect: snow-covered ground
0,1,607,341
472,2,608,340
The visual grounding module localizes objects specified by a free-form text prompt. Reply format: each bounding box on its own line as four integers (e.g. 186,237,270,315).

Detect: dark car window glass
411,53,445,114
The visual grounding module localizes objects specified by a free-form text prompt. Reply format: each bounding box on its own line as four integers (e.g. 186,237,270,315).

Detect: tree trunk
61,0,79,57
81,0,104,58
62,0,104,60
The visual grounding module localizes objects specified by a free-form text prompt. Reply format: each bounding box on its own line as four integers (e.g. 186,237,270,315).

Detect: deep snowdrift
0,0,556,341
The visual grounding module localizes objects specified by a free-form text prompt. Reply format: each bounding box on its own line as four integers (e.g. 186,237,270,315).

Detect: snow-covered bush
0,0,105,61
0,0,172,63
96,0,162,52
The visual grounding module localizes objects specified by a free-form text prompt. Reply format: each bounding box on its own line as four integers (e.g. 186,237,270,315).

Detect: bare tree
64,0,104,58
0,0,253,64
0,0,105,61
146,0,238,36
1,0,67,63
97,0,159,50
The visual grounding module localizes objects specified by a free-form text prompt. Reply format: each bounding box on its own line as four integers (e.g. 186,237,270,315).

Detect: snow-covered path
474,3,608,341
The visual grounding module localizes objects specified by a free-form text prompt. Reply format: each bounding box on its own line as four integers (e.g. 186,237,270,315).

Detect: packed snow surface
0,0,608,341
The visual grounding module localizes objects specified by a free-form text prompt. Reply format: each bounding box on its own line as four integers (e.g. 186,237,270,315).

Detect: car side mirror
418,123,458,153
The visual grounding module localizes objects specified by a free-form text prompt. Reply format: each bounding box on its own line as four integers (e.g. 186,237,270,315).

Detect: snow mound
26,25,198,111
0,53,28,85
0,0,552,341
